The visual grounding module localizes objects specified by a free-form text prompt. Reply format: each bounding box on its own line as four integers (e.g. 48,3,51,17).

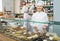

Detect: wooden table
0,34,17,41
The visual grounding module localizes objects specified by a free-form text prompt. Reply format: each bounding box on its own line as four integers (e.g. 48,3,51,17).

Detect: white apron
31,12,48,33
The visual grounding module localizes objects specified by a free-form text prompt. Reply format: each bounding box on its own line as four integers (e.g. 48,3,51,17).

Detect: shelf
42,0,48,1
47,13,53,16
44,5,53,8
15,13,53,15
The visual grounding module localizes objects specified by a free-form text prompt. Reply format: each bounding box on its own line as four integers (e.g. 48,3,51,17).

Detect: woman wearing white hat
31,1,48,33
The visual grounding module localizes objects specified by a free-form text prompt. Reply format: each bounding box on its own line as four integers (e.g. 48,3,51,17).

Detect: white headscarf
36,1,44,7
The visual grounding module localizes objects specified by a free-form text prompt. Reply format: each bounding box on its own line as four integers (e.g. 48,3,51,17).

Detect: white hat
36,1,44,7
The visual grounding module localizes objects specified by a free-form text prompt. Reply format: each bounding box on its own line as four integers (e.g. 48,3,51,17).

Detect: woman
31,1,48,33
21,2,28,13
29,2,35,13
23,6,32,31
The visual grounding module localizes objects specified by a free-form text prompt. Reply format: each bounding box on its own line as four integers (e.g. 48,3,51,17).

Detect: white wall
14,0,20,14
0,0,2,12
2,0,14,13
54,0,60,21
53,0,60,37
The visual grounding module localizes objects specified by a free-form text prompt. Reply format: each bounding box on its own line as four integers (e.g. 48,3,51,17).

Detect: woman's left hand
42,25,47,32
42,25,47,29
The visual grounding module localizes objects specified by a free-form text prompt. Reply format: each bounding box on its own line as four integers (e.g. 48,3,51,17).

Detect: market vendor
21,2,28,13
31,1,48,33
29,1,35,13
22,6,32,32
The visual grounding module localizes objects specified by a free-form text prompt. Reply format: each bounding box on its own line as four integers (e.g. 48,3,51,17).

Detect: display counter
0,18,60,41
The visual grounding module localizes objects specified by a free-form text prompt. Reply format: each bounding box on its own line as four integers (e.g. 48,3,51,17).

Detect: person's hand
42,25,47,29
34,26,39,31
42,25,47,32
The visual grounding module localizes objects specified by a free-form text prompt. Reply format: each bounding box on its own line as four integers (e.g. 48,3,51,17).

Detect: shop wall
14,0,20,14
0,0,2,12
2,0,14,14
53,0,60,37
